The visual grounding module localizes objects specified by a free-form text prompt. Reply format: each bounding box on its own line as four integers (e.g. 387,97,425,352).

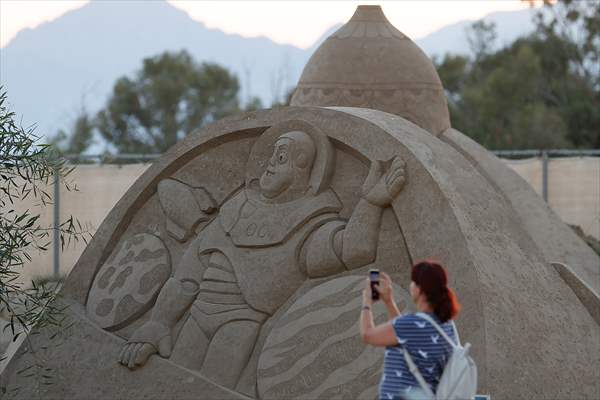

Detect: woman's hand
377,272,394,305
360,273,399,346
362,278,374,307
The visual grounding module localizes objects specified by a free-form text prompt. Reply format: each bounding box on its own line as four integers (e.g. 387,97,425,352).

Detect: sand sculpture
1,5,598,400
115,124,408,389
292,5,600,298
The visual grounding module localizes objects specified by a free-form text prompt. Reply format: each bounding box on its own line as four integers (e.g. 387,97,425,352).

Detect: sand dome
291,5,450,135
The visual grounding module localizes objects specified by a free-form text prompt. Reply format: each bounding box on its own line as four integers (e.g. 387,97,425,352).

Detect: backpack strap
451,319,461,345
402,347,435,399
415,312,460,348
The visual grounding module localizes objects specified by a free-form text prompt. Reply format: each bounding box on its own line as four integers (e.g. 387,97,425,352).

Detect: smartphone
369,269,380,301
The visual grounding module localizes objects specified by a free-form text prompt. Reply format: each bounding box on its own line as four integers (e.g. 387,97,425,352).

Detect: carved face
259,137,295,198
259,131,316,200
260,131,316,199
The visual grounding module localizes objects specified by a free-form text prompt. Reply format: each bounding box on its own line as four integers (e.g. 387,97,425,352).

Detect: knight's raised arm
340,157,407,270
300,157,407,275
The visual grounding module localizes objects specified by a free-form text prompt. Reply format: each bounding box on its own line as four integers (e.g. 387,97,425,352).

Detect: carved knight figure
118,123,407,389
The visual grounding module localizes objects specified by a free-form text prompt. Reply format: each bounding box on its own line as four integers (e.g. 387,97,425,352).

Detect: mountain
417,8,537,57
0,0,308,139
0,1,536,144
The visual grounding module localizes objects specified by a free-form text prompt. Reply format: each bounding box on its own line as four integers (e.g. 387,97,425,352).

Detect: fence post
542,151,548,202
53,167,60,279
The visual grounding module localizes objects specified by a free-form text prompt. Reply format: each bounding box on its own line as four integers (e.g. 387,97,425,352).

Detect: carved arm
338,156,407,270
119,236,204,369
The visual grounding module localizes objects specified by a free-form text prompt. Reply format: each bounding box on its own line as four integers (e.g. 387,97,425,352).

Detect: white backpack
402,313,477,400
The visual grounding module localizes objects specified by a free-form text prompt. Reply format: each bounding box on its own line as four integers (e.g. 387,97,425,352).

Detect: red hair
411,260,461,323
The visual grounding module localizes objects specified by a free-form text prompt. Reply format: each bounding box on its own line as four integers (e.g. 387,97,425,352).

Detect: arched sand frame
1,107,598,399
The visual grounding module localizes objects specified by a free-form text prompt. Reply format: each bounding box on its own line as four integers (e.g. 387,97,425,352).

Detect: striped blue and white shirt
379,313,456,400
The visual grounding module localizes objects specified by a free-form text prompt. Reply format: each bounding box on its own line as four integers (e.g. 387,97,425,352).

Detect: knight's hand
118,321,172,369
364,156,406,207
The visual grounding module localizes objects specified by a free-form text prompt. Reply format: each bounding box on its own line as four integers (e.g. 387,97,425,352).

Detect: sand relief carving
108,122,407,389
86,233,171,330
257,275,409,400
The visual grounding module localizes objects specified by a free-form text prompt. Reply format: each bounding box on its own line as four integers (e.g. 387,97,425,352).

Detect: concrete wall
17,164,151,284
12,157,599,284
506,157,600,240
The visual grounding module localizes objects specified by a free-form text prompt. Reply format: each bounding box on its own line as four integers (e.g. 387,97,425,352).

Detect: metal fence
40,150,599,280
61,149,600,203
491,150,600,202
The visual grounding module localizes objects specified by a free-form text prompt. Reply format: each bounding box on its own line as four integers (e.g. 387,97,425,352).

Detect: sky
0,0,535,49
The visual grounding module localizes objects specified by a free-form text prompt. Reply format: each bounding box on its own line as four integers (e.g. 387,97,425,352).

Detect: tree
96,50,241,154
466,20,498,61
50,108,94,155
529,0,600,148
242,96,264,112
271,86,295,108
435,6,600,150
1,88,88,365
528,0,600,88
433,54,469,129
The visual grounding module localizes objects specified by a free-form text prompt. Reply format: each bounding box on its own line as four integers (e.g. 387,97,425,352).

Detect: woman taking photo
360,260,461,400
